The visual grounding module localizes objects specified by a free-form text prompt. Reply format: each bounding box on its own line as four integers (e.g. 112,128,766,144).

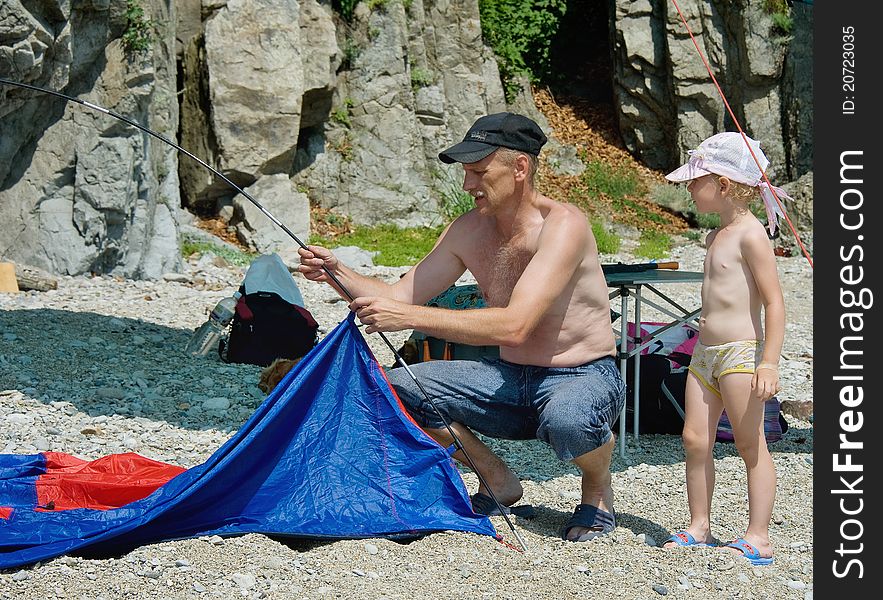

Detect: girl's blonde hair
719,176,759,202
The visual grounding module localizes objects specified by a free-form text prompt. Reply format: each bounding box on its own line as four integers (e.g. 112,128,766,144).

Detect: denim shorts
386,355,625,462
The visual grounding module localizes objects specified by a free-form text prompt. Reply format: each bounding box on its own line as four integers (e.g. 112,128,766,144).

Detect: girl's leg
664,372,722,547
718,372,776,558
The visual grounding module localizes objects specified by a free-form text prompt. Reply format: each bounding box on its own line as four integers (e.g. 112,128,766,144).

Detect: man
298,112,625,541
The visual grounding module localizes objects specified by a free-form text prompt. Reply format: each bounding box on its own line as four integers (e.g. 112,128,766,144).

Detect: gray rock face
180,0,306,210
292,0,507,228
2,0,812,276
0,0,182,279
612,0,811,182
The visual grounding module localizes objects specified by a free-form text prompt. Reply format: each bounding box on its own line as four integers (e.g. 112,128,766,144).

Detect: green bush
764,0,793,35
634,230,672,260
331,99,355,128
693,212,721,230
478,0,567,101
333,0,360,22
181,236,258,267
340,38,361,70
771,12,793,34
433,168,474,223
580,160,641,201
331,108,352,128
410,67,434,90
122,0,154,55
311,224,444,267
591,220,621,255
650,183,692,214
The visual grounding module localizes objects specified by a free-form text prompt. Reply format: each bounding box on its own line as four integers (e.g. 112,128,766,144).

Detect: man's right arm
297,219,469,305
297,245,393,301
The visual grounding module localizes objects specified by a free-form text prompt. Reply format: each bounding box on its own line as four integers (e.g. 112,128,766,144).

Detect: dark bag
220,290,318,366
617,354,686,434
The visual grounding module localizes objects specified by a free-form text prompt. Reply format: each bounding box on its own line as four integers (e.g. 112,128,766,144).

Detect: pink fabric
626,322,699,368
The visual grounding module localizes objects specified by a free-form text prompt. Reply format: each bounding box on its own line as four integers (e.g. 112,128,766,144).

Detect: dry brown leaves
533,87,688,234
193,216,243,248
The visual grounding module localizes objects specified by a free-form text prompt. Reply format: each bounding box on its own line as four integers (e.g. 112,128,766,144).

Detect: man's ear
513,153,530,182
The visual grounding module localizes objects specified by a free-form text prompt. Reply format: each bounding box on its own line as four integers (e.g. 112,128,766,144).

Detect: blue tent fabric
0,314,496,569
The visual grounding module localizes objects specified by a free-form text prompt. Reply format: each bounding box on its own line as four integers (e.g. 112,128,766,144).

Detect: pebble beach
0,237,814,600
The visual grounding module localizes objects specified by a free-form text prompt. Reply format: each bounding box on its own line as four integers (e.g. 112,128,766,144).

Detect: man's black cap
438,112,548,164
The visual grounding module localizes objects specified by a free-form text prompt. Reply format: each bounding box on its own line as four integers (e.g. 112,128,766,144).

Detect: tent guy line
667,0,813,269
0,77,527,551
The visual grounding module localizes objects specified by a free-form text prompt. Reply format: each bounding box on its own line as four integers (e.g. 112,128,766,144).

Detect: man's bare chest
466,240,535,307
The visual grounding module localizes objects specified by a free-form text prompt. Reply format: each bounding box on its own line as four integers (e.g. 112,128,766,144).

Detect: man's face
461,150,517,214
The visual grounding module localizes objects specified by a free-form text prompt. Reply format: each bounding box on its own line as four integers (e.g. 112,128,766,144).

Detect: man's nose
462,173,475,191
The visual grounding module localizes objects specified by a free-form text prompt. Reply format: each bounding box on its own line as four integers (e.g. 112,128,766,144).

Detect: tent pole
0,77,529,552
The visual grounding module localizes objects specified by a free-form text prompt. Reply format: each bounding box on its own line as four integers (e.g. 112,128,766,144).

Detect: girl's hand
752,363,780,400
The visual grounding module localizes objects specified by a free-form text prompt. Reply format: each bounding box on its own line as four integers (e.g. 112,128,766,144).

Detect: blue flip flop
664,530,713,548
726,538,774,565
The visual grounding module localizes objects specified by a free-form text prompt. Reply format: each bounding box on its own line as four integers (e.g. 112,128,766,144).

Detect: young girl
661,132,789,566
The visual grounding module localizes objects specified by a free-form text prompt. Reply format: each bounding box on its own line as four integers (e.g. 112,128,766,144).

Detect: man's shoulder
542,197,587,224
448,209,489,234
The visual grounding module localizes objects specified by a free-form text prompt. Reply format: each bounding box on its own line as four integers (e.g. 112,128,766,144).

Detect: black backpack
616,354,686,435
219,289,319,366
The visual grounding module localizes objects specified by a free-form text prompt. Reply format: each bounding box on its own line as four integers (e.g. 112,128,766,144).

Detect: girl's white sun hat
666,132,792,235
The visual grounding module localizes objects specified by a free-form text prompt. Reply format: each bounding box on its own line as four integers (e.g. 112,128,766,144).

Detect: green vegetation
333,0,360,23
181,236,258,267
478,0,567,101
410,66,434,90
591,221,621,255
331,108,351,128
122,0,155,55
634,230,672,260
770,12,793,34
764,0,793,35
340,38,361,70
692,211,720,229
331,98,355,128
650,183,691,214
579,159,642,201
311,223,444,266
332,132,355,161
367,0,389,11
433,168,474,223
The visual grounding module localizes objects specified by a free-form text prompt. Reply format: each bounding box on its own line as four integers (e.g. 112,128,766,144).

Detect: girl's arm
743,230,786,400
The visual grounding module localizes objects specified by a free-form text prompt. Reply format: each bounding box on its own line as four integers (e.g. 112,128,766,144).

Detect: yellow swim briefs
688,339,763,396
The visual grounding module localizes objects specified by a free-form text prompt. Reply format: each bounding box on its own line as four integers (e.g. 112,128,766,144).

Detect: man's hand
350,296,413,334
297,245,338,283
